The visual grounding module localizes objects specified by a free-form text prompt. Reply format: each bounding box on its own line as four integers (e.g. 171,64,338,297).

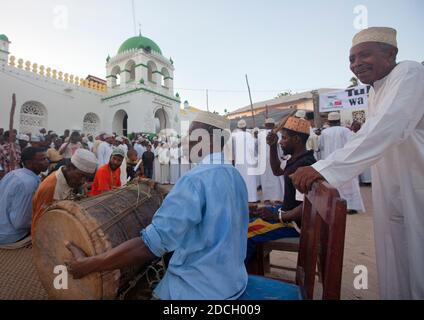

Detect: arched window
19,101,48,135
111,66,121,87
83,113,101,135
161,67,170,88
147,61,158,83
113,110,128,137
125,60,136,83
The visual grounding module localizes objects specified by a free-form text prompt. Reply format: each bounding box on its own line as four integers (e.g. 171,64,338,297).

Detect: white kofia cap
352,27,397,48
71,149,97,174
237,119,247,129
295,110,306,119
192,110,230,130
328,112,341,121
265,118,275,124
18,134,30,142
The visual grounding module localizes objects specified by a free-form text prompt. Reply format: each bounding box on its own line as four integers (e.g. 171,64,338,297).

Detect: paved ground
268,185,379,299
0,185,379,300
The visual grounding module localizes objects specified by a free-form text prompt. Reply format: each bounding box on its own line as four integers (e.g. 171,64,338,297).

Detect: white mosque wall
0,62,181,136
0,63,105,136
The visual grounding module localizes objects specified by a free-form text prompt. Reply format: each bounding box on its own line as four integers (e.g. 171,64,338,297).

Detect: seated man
246,117,316,263
65,111,249,300
32,149,97,235
0,147,49,247
90,148,124,196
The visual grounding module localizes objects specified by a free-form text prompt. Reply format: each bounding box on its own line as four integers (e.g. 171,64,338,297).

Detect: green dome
0,34,9,42
118,35,162,55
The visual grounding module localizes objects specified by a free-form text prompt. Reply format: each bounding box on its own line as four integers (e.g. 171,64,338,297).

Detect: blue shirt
141,152,249,300
0,168,40,244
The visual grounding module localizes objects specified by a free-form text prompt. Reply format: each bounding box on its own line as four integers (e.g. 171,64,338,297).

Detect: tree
276,90,293,98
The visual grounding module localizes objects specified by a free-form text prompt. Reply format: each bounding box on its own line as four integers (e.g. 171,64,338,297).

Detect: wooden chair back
296,181,347,299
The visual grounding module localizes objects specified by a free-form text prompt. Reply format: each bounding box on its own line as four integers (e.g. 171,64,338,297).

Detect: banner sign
319,85,371,112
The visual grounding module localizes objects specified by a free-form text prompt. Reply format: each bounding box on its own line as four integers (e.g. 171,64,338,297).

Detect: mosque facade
0,33,182,137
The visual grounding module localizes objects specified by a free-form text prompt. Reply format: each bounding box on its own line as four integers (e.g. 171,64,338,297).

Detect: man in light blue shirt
0,147,49,245
66,112,250,299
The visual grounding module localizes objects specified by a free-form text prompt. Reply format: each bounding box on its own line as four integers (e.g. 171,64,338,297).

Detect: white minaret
0,34,10,65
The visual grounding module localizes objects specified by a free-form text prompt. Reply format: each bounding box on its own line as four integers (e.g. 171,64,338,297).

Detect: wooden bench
241,181,347,300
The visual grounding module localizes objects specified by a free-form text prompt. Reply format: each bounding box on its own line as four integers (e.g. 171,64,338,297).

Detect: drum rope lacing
117,257,166,300
89,184,153,236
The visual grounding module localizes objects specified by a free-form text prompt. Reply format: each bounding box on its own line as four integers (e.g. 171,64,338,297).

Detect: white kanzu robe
158,146,170,184
152,146,161,182
169,147,180,185
313,61,424,299
259,129,283,202
319,125,365,211
232,130,258,202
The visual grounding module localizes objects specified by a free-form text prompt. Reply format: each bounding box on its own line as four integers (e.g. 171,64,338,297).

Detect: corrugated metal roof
228,88,339,115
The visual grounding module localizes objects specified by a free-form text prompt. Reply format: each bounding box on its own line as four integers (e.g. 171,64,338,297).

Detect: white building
0,33,181,136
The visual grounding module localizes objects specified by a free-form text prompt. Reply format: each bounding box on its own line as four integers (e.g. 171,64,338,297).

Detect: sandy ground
268,185,379,299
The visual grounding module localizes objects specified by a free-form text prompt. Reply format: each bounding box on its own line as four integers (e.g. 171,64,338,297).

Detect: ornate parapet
7,55,108,93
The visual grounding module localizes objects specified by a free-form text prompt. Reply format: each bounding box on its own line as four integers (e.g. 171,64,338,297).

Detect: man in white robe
134,138,146,160
232,120,258,203
291,27,424,299
115,137,128,186
158,143,170,184
96,134,114,166
259,118,282,204
319,112,365,213
169,143,180,185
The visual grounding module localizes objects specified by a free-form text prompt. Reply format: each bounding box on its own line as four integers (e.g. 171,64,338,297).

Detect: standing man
59,131,82,159
97,134,114,166
46,138,64,173
92,132,105,156
134,138,146,160
232,120,258,203
259,118,283,204
0,147,49,247
291,27,424,299
319,112,365,214
142,144,155,179
0,130,21,176
169,142,180,184
90,148,124,196
65,111,249,300
158,142,170,184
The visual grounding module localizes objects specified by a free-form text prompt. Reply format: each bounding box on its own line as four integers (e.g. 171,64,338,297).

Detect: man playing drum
66,111,249,300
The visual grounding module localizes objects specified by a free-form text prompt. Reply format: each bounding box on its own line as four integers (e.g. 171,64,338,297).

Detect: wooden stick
8,94,17,170
245,74,256,128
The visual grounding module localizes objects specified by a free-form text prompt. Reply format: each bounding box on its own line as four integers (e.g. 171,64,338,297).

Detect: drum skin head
33,208,118,300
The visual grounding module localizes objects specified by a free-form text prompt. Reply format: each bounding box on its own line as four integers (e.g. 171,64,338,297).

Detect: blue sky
1,0,423,114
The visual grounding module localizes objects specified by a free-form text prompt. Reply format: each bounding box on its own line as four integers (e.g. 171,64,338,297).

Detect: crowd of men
1,26,423,300
0,128,196,248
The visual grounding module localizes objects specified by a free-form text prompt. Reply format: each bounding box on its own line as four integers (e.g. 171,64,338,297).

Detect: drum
33,181,168,300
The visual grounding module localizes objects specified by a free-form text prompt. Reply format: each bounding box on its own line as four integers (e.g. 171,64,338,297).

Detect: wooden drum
33,181,168,300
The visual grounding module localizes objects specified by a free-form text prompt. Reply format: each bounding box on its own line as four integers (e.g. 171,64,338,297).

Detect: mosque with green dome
0,33,181,137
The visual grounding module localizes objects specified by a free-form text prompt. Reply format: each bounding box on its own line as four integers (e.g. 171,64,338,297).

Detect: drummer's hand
65,241,90,279
290,166,325,194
